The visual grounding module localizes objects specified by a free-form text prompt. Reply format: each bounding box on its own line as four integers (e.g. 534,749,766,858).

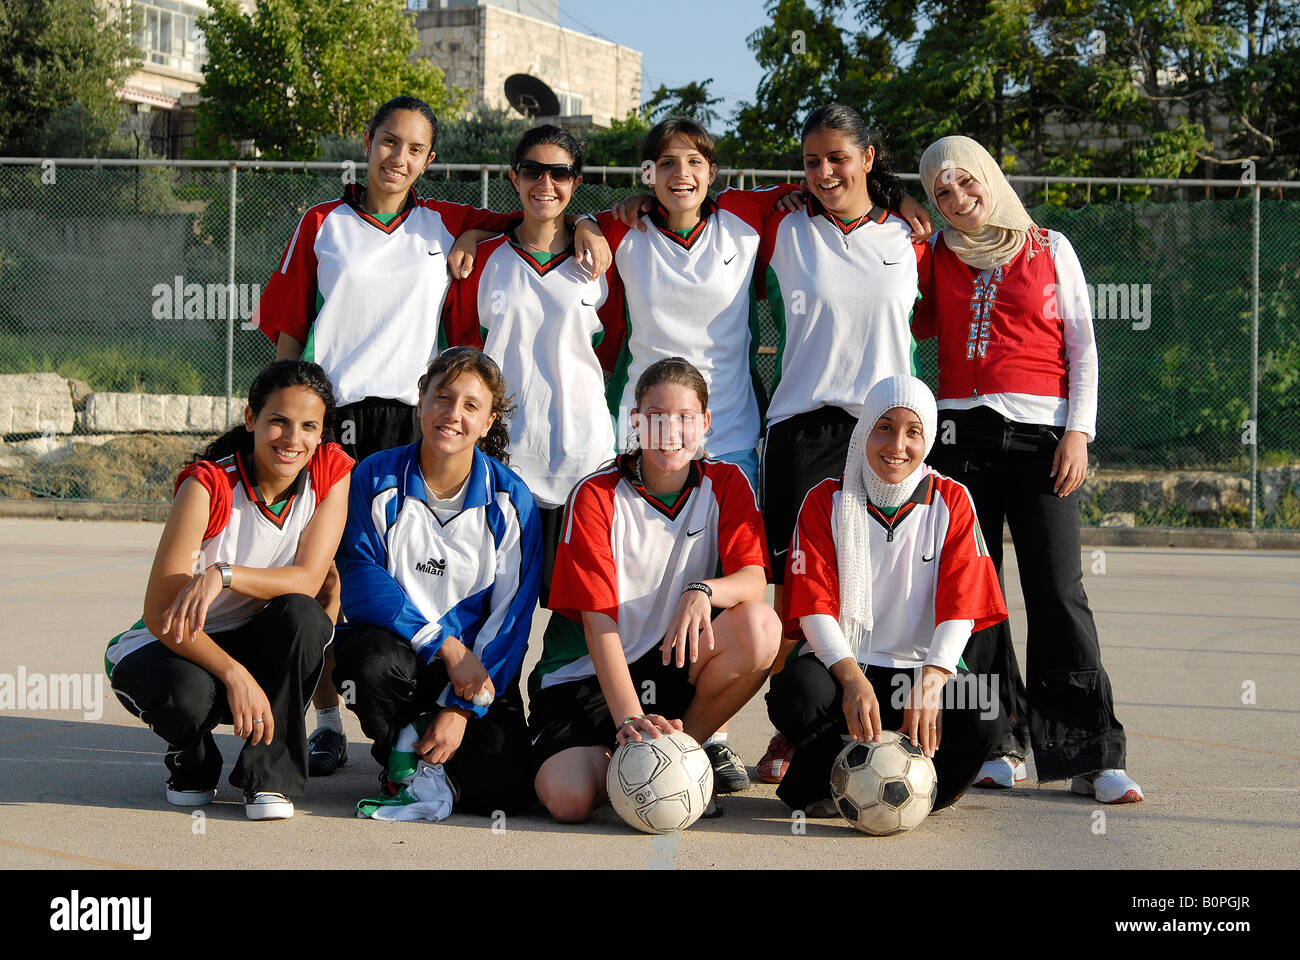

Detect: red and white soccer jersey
538,456,770,689
757,198,931,425
440,233,617,509
912,229,1099,438
784,467,1006,673
596,185,799,454
104,443,353,674
255,183,516,406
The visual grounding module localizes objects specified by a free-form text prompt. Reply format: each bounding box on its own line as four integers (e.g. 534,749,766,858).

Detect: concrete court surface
0,517,1296,870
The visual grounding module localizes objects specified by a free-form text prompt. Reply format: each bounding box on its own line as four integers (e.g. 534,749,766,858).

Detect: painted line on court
1128,730,1300,760
0,756,156,766
0,835,149,870
0,558,149,585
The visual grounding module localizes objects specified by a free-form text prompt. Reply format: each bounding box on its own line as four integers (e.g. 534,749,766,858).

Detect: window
132,0,207,75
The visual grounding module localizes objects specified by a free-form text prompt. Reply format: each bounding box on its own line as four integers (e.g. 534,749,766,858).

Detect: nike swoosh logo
922,553,935,562
687,527,706,537
723,253,738,265
581,297,599,306
428,249,442,257
882,258,902,265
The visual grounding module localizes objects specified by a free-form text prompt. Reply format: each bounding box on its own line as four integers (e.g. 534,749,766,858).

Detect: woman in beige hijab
912,135,1143,804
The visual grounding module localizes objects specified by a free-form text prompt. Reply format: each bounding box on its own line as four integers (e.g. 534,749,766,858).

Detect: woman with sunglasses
441,125,616,606
254,97,609,776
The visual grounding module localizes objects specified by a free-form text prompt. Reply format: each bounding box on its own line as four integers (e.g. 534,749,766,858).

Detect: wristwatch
574,212,598,226
214,562,233,588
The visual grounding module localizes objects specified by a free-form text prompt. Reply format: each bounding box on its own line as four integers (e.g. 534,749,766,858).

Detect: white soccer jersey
596,185,799,454
784,468,1006,673
337,442,541,717
537,456,770,689
256,184,515,406
441,233,617,509
758,199,930,425
104,444,353,674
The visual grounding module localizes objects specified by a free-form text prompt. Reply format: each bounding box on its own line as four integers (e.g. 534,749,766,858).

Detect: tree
0,0,140,156
583,109,652,167
194,0,467,160
643,79,725,129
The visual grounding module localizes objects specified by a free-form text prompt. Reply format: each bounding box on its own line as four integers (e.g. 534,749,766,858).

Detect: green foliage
193,0,468,160
436,107,531,165
19,346,202,394
0,0,141,157
644,80,724,130
584,110,653,168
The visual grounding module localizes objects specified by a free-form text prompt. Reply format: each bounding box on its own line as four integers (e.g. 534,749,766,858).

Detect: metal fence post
1250,183,1260,529
226,162,238,429
480,166,489,209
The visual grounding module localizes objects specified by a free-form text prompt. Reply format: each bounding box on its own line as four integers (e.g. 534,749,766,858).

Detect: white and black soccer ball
829,731,938,835
607,731,714,834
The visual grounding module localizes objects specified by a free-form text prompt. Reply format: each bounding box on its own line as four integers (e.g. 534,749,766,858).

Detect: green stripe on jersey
104,617,146,678
534,614,589,683
302,289,325,362
763,267,788,402
605,302,634,420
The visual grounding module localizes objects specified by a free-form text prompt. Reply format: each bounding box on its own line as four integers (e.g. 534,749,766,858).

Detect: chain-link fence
1,158,1297,527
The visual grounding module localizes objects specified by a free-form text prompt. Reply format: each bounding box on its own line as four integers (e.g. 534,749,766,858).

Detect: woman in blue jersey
106,360,352,821
332,347,542,818
256,95,609,775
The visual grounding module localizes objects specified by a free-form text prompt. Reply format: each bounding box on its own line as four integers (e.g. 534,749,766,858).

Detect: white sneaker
1071,769,1144,804
973,755,1027,788
165,784,216,807
244,791,294,820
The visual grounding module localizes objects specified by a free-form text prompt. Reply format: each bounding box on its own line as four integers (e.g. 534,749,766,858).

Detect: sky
555,0,779,122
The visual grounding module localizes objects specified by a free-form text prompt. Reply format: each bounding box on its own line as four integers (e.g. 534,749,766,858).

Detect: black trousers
928,406,1127,780
331,623,535,815
110,594,333,799
767,656,1007,812
336,398,418,465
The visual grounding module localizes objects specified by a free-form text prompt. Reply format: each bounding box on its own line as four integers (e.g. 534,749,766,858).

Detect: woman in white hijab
766,375,1009,817
913,135,1143,803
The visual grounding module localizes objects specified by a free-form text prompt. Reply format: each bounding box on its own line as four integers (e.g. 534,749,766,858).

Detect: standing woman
753,104,932,781
331,348,541,818
441,124,616,608
105,360,352,820
914,134,1142,802
255,96,608,775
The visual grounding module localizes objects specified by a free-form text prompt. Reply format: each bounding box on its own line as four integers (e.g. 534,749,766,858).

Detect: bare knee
535,750,606,823
730,601,782,671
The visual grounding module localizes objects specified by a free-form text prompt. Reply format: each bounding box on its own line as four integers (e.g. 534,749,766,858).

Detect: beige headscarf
919,135,1046,270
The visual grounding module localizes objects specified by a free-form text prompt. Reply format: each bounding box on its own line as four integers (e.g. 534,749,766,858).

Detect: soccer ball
607,731,714,834
829,731,937,835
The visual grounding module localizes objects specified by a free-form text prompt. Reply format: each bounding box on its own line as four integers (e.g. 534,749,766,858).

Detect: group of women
105,94,1143,826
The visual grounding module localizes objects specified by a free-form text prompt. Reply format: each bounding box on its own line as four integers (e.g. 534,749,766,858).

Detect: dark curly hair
191,359,338,465
417,347,515,465
801,103,905,211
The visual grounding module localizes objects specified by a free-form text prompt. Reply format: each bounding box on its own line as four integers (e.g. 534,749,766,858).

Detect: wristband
617,716,643,729
574,212,598,226
214,562,232,588
682,581,712,598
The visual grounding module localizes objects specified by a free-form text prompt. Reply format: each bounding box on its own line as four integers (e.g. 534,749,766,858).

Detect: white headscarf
919,135,1046,270
836,376,938,656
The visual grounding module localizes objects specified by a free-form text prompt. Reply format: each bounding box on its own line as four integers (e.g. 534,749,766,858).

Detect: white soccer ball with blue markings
830,731,937,835
607,731,714,834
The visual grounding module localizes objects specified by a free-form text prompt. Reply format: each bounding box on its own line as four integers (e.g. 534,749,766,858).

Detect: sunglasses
514,160,579,184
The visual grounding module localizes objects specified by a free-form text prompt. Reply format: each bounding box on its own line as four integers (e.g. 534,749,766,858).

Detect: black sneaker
699,790,724,819
307,727,348,776
703,740,751,793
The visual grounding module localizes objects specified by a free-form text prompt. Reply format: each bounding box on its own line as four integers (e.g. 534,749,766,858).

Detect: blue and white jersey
337,442,542,717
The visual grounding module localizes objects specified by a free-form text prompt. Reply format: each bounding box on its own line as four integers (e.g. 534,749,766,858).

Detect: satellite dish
505,74,561,118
